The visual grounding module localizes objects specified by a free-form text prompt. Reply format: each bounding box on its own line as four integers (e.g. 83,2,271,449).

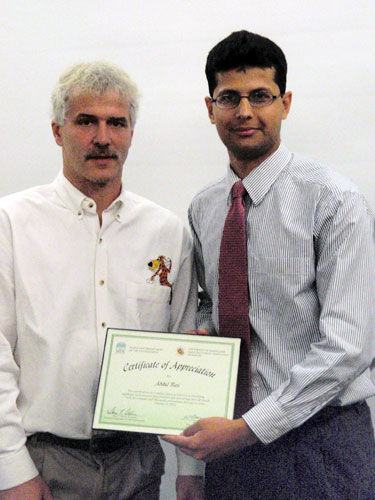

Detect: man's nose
94,122,111,145
236,96,255,119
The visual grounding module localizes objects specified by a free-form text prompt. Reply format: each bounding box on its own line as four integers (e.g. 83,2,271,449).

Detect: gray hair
51,61,140,127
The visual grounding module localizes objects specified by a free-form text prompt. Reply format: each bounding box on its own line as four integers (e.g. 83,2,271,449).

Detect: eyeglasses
211,90,281,110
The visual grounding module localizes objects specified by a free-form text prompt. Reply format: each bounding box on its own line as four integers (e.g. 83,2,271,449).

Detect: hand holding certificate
93,328,240,435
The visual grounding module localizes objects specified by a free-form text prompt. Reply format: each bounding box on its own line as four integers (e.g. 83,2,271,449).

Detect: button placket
95,233,108,361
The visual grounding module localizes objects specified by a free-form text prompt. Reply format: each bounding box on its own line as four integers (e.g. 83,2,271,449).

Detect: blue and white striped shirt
188,143,375,444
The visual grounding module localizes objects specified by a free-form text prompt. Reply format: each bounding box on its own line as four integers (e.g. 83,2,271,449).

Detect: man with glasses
164,31,375,499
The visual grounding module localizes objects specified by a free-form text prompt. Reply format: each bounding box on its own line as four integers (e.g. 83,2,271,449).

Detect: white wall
1,1,375,498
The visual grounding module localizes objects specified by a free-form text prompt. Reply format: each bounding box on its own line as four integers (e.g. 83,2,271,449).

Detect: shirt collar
225,143,292,206
53,171,125,218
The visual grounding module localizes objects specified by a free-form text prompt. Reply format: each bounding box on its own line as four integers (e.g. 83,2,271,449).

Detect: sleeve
168,225,198,334
243,192,375,444
167,223,205,475
0,208,39,489
188,205,216,334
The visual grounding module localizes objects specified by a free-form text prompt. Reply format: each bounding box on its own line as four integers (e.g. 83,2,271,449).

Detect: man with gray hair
0,62,204,499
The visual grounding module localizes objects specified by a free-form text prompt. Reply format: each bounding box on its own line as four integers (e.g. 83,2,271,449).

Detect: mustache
85,149,118,160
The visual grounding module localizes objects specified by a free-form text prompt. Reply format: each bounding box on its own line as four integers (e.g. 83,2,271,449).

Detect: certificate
93,328,240,435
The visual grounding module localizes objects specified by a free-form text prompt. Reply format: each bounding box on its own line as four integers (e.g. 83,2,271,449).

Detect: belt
29,431,140,454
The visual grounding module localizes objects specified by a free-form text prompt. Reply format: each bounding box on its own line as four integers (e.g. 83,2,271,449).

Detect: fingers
183,422,201,436
162,420,201,443
185,329,210,336
179,447,196,456
162,434,210,461
162,434,195,448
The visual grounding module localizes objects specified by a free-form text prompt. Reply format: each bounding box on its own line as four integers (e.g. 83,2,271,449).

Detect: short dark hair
205,30,287,97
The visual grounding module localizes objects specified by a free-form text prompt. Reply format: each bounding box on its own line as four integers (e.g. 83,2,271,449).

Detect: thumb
183,420,202,437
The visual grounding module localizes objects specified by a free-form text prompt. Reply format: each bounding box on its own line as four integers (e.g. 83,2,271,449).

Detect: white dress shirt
189,143,375,444
0,172,200,489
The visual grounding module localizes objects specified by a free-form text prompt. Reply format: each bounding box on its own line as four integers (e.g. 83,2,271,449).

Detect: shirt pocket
124,282,171,332
250,256,314,315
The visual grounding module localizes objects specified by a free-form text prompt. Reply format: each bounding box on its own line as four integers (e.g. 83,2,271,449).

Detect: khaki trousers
27,434,165,500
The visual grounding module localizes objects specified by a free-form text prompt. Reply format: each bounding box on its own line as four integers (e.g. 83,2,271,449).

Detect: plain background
1,1,374,498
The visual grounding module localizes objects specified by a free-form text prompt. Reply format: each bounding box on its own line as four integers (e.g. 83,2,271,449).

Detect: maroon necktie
218,180,252,417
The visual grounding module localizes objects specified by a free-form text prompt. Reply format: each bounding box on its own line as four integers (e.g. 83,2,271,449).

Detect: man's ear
205,96,216,124
281,91,292,120
51,122,63,147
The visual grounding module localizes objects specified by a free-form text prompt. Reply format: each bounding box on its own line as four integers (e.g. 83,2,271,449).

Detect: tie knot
232,180,246,200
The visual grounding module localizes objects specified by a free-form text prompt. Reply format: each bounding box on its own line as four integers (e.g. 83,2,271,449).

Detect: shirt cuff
0,445,39,490
242,396,293,444
176,448,205,476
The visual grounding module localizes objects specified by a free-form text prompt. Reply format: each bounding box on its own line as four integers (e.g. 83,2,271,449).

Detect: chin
232,141,276,162
86,167,122,185
91,175,116,186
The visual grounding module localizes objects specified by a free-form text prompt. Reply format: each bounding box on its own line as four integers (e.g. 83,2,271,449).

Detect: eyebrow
75,113,129,124
217,86,271,96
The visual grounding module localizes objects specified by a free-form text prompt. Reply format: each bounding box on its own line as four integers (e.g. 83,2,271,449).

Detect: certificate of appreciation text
93,328,240,435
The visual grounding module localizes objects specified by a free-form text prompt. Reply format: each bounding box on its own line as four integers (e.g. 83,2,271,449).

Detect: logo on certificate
116,342,127,354
177,347,184,355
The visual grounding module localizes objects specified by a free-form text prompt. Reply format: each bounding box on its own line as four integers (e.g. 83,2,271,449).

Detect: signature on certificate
182,414,200,422
106,406,137,417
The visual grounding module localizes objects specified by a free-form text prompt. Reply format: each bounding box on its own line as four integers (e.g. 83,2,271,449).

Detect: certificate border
93,328,240,434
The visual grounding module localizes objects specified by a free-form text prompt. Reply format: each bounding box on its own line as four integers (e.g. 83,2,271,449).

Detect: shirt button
116,214,121,220
77,210,83,216
99,280,105,286
98,238,103,244
273,429,280,436
102,322,106,328
253,381,259,388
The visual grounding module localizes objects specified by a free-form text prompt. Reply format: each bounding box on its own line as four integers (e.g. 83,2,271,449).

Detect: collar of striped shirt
226,142,292,206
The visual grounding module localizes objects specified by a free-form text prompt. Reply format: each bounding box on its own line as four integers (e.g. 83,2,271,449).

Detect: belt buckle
89,430,121,454
89,437,101,454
